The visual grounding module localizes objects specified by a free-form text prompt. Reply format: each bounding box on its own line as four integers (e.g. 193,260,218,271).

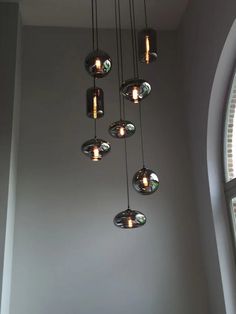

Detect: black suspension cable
128,0,137,78
144,0,148,29
94,118,97,138
131,0,139,78
117,0,125,117
114,0,122,119
91,0,95,50
139,103,145,168
95,0,99,50
124,137,130,209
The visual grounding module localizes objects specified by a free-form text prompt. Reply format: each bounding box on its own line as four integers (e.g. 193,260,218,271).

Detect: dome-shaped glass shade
133,167,159,195
85,50,112,78
138,28,157,64
109,120,136,138
121,78,151,103
87,87,104,119
114,208,146,229
81,138,111,161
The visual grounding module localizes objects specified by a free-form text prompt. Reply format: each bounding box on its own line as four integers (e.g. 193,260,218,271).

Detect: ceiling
20,0,189,30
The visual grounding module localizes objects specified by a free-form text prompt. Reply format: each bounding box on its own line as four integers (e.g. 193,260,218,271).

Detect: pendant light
108,0,135,139
132,103,160,195
114,132,146,228
138,0,157,64
85,0,112,78
120,0,151,104
82,0,111,161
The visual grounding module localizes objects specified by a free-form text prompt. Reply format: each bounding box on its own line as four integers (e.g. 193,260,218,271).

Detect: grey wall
10,27,209,314
0,3,21,314
178,0,236,313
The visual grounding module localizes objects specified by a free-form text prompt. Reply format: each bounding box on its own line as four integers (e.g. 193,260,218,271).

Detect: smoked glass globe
85,50,112,78
108,120,136,138
121,78,151,103
81,138,111,161
133,167,159,195
114,208,146,229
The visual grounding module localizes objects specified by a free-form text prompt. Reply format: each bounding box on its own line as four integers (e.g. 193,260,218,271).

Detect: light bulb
142,176,149,187
128,217,133,228
119,126,125,137
132,86,139,103
93,94,97,119
95,58,102,71
145,35,150,64
92,146,100,161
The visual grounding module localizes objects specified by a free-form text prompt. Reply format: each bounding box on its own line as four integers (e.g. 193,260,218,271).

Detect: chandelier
82,0,159,228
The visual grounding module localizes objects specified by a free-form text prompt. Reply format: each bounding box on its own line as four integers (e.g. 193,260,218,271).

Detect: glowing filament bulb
128,217,133,228
92,146,100,161
142,176,149,187
132,86,139,103
95,58,102,71
93,94,97,119
119,126,125,137
145,35,150,64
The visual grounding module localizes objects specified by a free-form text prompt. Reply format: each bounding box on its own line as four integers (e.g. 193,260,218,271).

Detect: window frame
223,65,236,254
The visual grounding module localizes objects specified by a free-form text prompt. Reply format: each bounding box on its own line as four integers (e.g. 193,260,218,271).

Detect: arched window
224,69,236,245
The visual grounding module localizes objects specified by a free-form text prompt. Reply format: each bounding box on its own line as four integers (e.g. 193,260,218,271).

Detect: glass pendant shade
87,87,104,119
121,78,151,103
81,138,111,161
138,28,157,64
109,120,136,138
133,167,159,195
85,50,112,78
114,208,146,229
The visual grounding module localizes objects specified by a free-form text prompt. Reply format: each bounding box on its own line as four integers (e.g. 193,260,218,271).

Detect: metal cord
131,0,139,78
124,136,130,209
144,0,148,29
139,103,145,168
94,118,97,138
128,0,137,78
114,0,122,119
95,0,99,50
91,0,95,50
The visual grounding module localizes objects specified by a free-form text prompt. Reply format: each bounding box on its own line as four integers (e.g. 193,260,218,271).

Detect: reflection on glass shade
138,28,157,64
87,87,104,119
133,167,159,195
121,78,151,103
114,208,146,229
81,138,111,161
85,50,112,78
109,120,136,138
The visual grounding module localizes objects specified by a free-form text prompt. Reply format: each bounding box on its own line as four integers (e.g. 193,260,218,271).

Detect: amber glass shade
87,87,104,119
138,28,157,64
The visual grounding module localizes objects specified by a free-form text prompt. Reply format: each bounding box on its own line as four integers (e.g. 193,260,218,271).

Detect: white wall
178,0,236,313
0,3,21,314
10,27,209,314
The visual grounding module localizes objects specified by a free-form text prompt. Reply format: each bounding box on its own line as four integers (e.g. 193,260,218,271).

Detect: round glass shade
121,78,151,103
114,208,146,229
85,50,112,78
81,138,111,161
87,87,104,119
108,120,136,138
133,167,159,195
138,28,157,64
